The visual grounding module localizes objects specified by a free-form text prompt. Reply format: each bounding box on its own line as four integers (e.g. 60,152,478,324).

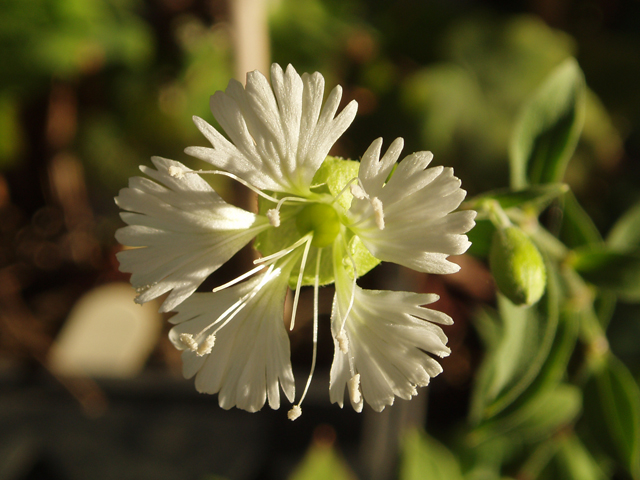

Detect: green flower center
295,203,341,248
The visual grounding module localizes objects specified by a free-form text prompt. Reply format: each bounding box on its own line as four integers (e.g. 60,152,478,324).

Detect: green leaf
501,303,580,416
466,183,569,212
461,435,514,480
607,199,640,253
289,440,356,480
559,191,603,248
514,384,582,441
399,429,464,480
470,384,582,445
510,58,586,188
471,265,559,421
595,290,617,330
466,219,496,259
570,248,640,302
555,434,607,480
593,356,640,478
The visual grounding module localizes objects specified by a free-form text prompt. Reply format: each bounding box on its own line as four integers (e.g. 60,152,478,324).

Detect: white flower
115,63,476,417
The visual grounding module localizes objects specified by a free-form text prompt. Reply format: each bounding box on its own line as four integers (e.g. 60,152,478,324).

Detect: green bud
490,226,546,306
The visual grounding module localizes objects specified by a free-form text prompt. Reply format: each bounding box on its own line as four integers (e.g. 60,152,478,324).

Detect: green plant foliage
0,0,152,91
399,429,464,480
289,441,356,480
606,200,640,253
466,219,496,259
471,384,582,446
555,434,607,480
466,183,569,213
270,0,356,79
402,15,578,189
593,357,640,478
470,281,559,421
558,191,604,248
510,58,586,188
570,248,640,302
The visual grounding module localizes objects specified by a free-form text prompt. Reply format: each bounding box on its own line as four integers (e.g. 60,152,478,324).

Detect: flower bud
490,226,546,306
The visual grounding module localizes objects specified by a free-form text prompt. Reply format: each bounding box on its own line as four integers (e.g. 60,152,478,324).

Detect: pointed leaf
555,434,607,480
289,441,356,480
559,191,603,248
510,58,586,188
570,248,640,302
467,219,496,259
594,356,640,478
466,183,569,212
607,199,640,253
470,384,582,445
400,429,464,480
471,261,559,421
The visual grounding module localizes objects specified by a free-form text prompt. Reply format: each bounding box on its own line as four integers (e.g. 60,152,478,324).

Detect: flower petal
115,156,268,312
185,63,357,195
329,247,452,412
350,139,476,274
168,263,296,412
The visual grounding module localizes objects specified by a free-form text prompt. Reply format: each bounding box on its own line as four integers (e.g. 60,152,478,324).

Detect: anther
371,197,385,230
168,166,185,179
179,333,198,352
288,405,302,421
350,183,368,200
266,209,281,227
336,329,349,354
348,374,362,405
196,334,216,356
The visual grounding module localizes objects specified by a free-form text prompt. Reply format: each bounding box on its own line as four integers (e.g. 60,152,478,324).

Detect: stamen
179,333,198,352
331,177,361,206
177,169,281,204
212,264,266,293
266,209,280,227
266,196,312,228
287,405,302,421
289,234,314,331
275,195,312,210
196,334,216,356
194,265,277,341
339,237,358,336
253,234,312,265
336,329,349,354
168,166,185,179
348,373,362,405
371,196,385,230
293,250,322,416
210,265,277,335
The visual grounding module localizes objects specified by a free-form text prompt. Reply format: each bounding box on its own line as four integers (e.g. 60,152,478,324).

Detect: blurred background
0,0,639,479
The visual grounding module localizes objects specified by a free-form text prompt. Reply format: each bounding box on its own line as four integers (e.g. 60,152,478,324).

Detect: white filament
289,233,314,331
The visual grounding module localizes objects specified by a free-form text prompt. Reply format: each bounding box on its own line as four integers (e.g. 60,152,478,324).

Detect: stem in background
229,0,270,80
